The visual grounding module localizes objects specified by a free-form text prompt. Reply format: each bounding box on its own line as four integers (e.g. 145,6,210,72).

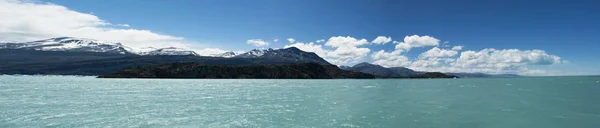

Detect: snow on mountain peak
0,37,202,56
213,51,238,58
136,47,199,56
0,38,320,58
0,37,134,54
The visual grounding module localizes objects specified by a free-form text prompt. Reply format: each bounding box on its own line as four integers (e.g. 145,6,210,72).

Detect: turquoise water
1,76,599,127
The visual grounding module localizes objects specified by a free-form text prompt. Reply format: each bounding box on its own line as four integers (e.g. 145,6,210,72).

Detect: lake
1,76,599,127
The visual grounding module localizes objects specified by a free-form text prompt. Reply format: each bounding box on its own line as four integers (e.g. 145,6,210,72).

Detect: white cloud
284,42,329,58
408,48,562,75
395,35,440,52
365,34,563,75
325,36,369,47
316,39,325,43
327,47,370,59
287,38,295,43
451,45,463,51
371,36,392,44
454,49,562,69
370,35,441,68
324,36,371,65
117,24,130,27
419,47,458,59
410,58,444,68
246,39,269,47
273,39,279,42
371,50,411,67
0,0,192,49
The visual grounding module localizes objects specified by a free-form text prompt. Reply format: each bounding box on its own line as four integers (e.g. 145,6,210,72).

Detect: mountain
214,51,238,58
346,62,520,78
0,40,335,75
350,62,396,76
408,72,457,78
0,37,333,61
0,37,136,54
98,63,375,79
339,66,352,70
235,47,331,65
389,67,423,76
0,37,199,56
136,47,198,56
236,49,267,58
348,62,421,77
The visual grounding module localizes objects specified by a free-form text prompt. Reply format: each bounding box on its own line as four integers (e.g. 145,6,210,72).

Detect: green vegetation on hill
98,63,375,79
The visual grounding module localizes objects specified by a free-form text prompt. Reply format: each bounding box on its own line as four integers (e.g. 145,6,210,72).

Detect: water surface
1,76,599,127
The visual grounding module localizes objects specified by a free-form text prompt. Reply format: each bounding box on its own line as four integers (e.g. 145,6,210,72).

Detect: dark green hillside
98,63,375,79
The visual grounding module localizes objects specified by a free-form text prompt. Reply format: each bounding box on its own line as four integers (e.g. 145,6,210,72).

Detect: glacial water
1,75,599,127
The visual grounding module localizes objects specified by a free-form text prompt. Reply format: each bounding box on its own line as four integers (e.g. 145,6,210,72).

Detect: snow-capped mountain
0,37,330,64
136,47,199,56
1,41,336,75
213,51,238,58
0,37,135,54
0,37,199,56
235,47,331,65
235,48,271,58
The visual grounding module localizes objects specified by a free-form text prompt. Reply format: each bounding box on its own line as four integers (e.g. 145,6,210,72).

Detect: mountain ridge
0,37,206,56
0,37,331,61
345,62,520,78
98,63,375,79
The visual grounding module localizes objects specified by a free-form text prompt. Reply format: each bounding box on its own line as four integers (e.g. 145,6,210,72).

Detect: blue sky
1,0,599,75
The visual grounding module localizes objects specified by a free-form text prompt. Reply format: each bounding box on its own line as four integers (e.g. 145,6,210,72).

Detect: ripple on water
1,76,600,127
363,85,377,88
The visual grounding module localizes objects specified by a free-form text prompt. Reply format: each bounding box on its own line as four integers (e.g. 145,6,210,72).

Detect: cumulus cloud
287,38,295,43
246,39,269,47
284,42,329,58
453,49,562,69
0,0,191,49
324,36,371,65
370,35,441,67
407,48,562,75
371,36,392,44
419,47,459,59
371,50,411,67
365,34,563,75
395,35,440,52
451,46,463,51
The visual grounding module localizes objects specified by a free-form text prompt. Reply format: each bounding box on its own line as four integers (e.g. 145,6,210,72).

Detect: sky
0,0,598,76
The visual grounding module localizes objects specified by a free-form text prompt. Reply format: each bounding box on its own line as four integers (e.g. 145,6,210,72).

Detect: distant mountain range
0,37,332,60
1,37,136,54
341,62,520,78
0,37,518,77
344,62,422,77
0,37,331,75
